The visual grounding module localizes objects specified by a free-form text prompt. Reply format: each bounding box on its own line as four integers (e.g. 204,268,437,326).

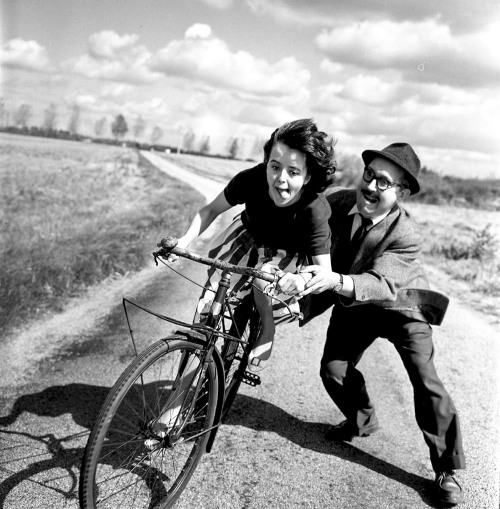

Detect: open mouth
361,190,378,204
275,187,290,199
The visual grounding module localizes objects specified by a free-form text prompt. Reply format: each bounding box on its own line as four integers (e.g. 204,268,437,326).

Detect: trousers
320,304,466,472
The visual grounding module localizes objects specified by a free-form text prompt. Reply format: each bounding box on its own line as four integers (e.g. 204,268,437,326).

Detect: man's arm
299,226,423,303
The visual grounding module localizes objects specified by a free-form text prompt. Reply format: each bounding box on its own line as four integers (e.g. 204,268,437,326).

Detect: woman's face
266,142,310,207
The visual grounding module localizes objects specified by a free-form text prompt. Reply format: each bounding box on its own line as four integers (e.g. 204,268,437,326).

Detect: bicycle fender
205,347,225,454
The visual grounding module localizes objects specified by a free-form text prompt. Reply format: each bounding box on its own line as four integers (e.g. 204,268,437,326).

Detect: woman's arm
176,191,232,249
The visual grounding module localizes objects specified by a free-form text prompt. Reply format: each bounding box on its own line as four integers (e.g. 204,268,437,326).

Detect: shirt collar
348,204,391,227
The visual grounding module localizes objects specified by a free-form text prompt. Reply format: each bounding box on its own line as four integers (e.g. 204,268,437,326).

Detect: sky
1,0,499,178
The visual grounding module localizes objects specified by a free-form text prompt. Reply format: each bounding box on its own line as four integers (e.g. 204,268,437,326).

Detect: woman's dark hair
262,118,336,192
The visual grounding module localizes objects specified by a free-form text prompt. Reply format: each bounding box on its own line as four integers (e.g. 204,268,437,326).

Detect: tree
43,103,58,131
227,137,239,159
199,135,210,154
133,115,146,140
182,129,195,153
250,136,265,161
94,117,107,137
68,104,81,135
14,103,33,128
111,114,128,140
150,126,163,144
0,97,7,127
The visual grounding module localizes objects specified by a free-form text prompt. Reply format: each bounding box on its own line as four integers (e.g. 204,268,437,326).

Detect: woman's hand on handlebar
159,235,189,262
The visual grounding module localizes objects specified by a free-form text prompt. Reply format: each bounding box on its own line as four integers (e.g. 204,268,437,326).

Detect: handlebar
154,236,276,283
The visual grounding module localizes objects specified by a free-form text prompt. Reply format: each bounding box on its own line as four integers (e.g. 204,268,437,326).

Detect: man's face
356,157,408,218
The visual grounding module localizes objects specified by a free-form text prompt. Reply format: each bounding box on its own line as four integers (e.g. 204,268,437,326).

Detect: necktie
350,215,372,256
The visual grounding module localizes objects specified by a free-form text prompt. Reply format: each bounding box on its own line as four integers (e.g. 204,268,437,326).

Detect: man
287,143,465,505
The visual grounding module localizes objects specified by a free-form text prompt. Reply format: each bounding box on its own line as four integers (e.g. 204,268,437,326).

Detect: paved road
0,152,498,508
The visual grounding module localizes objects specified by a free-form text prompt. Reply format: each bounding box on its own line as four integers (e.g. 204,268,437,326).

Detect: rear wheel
79,336,218,509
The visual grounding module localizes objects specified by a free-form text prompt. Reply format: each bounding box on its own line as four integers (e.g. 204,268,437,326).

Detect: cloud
314,79,499,156
150,24,310,98
315,19,500,87
245,0,500,33
185,24,212,39
235,103,296,127
0,38,54,72
198,0,234,9
63,30,162,84
340,75,400,106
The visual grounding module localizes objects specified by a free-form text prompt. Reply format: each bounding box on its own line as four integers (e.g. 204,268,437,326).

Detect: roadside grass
405,202,500,320
0,134,204,334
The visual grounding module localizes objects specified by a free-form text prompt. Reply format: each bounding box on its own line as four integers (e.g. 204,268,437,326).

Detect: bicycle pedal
242,371,261,386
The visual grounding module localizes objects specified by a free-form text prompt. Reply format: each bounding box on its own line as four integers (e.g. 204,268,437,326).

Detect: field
1,135,498,337
0,133,205,334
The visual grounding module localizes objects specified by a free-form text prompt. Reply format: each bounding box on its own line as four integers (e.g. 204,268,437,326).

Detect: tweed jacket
300,187,449,326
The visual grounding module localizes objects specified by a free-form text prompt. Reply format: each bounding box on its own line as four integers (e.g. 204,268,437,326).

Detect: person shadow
0,383,443,508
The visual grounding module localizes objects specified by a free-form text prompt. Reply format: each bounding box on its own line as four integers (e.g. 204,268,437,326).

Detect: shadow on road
0,383,109,507
0,383,443,508
225,393,443,508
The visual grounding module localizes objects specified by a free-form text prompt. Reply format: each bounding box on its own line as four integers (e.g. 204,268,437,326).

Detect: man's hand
298,265,338,297
276,272,309,295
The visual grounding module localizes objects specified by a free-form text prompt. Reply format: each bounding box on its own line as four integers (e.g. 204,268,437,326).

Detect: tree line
0,98,263,160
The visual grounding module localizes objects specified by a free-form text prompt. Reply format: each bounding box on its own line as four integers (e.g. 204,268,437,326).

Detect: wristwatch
332,273,343,293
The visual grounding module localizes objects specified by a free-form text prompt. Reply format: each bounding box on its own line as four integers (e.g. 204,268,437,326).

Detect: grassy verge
405,202,500,321
0,134,204,334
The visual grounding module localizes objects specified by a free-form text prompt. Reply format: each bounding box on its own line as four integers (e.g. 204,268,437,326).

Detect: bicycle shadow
225,393,443,509
1,384,442,508
0,383,110,506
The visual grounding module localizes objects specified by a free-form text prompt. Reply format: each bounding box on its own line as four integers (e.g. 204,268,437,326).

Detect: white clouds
88,31,140,59
198,0,234,9
340,75,400,106
64,30,162,84
315,18,500,88
0,39,54,72
316,19,455,68
185,24,212,39
151,25,310,98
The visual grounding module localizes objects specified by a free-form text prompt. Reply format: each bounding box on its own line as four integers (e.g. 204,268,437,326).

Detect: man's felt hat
362,142,421,195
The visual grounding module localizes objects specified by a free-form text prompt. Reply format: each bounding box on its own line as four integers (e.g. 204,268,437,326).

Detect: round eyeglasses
363,167,404,191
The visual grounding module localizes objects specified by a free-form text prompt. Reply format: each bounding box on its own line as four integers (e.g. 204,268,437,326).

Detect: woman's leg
249,267,276,363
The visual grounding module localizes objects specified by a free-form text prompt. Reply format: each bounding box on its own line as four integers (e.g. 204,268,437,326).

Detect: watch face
333,274,343,292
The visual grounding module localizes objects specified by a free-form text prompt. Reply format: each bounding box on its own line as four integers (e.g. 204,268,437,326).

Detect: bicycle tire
79,336,218,509
219,297,260,420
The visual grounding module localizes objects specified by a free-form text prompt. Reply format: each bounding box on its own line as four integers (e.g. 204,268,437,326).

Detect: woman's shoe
248,356,266,372
248,337,274,372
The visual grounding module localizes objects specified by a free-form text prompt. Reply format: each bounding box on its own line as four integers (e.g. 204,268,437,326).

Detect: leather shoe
325,420,378,442
434,471,464,505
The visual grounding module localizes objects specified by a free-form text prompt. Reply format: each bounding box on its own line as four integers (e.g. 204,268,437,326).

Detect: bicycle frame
122,259,260,451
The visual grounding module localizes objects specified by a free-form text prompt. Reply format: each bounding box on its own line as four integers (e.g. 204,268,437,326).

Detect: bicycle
79,236,290,509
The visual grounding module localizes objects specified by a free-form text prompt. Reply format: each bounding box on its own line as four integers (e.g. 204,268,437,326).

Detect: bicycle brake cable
156,255,207,290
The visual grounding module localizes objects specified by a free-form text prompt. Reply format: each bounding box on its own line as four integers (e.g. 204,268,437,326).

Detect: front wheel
79,336,218,509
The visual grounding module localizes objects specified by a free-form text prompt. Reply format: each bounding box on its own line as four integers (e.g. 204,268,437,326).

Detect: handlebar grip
158,236,178,250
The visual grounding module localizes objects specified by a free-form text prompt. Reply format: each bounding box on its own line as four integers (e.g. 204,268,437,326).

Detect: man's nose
365,177,378,191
